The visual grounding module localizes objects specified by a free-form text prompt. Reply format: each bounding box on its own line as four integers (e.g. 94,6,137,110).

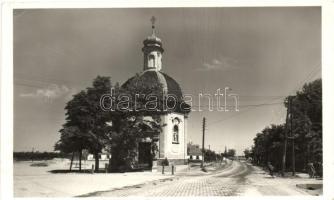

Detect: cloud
197,57,239,71
20,84,75,101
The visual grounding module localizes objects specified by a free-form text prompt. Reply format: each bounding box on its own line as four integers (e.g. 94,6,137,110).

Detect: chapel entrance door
138,142,152,168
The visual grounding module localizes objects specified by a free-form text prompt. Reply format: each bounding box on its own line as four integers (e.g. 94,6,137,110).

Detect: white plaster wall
159,113,186,160
187,155,203,160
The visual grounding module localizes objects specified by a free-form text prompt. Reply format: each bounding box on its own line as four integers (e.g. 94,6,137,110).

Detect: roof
187,144,202,156
142,34,164,53
121,70,183,101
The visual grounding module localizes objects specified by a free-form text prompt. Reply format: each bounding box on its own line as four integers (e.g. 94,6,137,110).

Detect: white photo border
1,1,333,200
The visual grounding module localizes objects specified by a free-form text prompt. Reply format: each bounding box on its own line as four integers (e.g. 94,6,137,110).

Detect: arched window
173,125,179,143
148,54,155,68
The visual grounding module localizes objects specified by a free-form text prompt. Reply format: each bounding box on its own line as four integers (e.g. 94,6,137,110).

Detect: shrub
161,157,169,166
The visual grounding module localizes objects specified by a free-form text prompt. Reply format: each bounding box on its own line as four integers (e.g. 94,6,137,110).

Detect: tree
243,148,252,160
204,149,218,162
84,76,113,171
250,124,284,169
250,79,322,173
226,149,236,158
286,79,322,171
55,91,93,172
108,115,162,171
56,76,113,172
107,75,166,171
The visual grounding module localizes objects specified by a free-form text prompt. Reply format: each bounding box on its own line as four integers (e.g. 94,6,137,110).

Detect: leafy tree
243,148,252,160
250,79,322,173
84,76,113,171
107,115,162,171
286,79,322,171
251,124,284,169
56,76,112,172
204,149,217,162
55,91,93,171
107,75,166,171
226,149,236,158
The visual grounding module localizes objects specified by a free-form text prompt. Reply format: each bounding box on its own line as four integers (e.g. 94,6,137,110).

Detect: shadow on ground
49,169,146,174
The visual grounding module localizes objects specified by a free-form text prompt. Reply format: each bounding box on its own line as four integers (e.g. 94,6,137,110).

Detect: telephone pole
31,147,35,162
282,103,288,177
201,117,206,168
282,96,296,177
290,97,295,176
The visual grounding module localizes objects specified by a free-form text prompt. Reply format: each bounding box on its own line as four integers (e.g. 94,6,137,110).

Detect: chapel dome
121,70,183,101
144,34,162,45
120,17,190,114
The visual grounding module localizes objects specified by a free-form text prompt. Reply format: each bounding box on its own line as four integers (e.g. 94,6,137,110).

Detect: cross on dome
151,16,156,36
142,16,164,71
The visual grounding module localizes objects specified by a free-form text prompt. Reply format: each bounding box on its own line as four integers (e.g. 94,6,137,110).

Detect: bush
161,158,169,166
14,151,68,161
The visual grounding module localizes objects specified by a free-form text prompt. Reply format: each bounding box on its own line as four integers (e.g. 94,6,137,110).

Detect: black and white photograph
1,2,334,199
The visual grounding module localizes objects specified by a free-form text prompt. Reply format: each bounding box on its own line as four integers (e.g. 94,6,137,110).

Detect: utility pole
31,147,35,162
282,96,296,177
282,98,289,177
201,117,206,168
290,97,295,176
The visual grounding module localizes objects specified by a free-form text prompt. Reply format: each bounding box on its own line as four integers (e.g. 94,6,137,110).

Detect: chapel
121,17,189,170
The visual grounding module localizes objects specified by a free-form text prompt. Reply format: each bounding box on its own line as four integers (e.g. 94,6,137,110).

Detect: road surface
80,160,318,197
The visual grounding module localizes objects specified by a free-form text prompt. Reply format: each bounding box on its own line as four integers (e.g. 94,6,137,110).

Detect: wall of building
159,113,186,162
143,51,162,71
87,153,110,161
187,155,203,161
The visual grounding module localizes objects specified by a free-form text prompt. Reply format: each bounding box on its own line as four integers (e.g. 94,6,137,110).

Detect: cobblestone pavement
79,160,322,197
82,161,253,197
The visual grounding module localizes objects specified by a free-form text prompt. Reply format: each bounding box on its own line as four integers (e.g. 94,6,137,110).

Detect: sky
13,7,321,155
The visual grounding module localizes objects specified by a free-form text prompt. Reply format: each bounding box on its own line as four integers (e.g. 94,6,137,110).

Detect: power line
190,101,283,108
289,62,321,94
207,62,321,127
208,108,254,125
14,75,84,87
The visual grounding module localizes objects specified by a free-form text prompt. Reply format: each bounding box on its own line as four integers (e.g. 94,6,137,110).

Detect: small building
187,143,202,162
236,155,246,161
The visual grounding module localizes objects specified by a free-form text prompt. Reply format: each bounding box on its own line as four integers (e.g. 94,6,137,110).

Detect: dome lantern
142,16,164,71
122,16,185,109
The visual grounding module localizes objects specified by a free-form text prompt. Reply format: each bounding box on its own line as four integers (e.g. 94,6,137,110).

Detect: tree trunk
69,152,74,171
79,149,82,172
94,152,99,172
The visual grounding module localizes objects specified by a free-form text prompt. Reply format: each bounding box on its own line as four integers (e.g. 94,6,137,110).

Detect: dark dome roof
121,70,183,101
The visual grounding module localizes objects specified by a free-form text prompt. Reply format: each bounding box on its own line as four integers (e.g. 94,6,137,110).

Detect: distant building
187,143,202,162
235,155,246,160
